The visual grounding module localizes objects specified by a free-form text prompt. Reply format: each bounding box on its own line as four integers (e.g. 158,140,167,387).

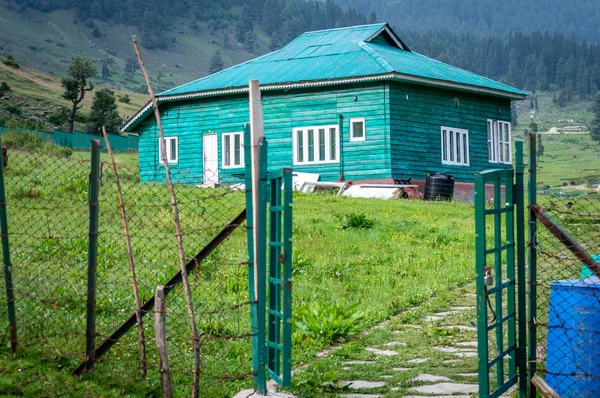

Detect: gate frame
475,140,527,398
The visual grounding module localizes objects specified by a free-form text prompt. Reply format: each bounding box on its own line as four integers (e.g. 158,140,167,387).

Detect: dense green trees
335,0,600,42
13,0,367,50
208,51,224,74
403,30,600,99
61,57,97,133
87,88,122,134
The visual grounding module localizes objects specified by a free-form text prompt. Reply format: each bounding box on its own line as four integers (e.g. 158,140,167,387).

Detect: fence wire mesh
532,191,600,396
0,129,253,396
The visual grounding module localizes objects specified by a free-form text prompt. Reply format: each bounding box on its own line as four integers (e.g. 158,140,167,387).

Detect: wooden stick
154,285,172,398
249,80,264,301
531,374,560,398
101,126,147,378
531,204,600,277
132,36,200,398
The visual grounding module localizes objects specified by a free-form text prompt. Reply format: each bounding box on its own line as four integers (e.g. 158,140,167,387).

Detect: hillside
335,0,600,43
0,61,148,130
0,3,266,93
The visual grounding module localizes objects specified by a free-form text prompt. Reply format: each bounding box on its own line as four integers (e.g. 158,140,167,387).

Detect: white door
203,134,219,184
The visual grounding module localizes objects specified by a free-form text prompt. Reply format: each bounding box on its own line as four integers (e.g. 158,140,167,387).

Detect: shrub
336,211,375,230
294,300,367,344
118,94,130,104
0,82,11,96
2,55,19,69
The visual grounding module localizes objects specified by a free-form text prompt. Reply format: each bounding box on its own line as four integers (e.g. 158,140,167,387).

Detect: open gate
474,141,527,397
244,124,293,394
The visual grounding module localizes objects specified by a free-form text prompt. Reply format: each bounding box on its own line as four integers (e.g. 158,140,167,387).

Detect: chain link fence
0,128,253,396
532,191,600,396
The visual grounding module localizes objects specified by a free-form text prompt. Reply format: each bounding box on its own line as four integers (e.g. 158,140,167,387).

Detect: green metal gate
474,141,527,398
244,124,293,394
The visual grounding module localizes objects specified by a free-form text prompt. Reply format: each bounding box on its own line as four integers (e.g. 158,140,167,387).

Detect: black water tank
424,173,454,201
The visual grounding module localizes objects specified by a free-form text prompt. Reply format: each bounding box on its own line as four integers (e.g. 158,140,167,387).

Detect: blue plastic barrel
546,277,600,397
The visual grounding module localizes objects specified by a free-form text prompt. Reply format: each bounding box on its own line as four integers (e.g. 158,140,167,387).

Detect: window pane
463,134,468,164
318,129,325,161
170,138,177,162
330,128,336,160
442,130,447,161
234,134,241,165
308,129,315,162
352,121,364,138
449,131,454,162
224,135,230,166
297,130,304,163
456,132,462,164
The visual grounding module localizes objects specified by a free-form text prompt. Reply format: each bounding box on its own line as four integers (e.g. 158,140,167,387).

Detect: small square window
350,118,366,141
158,136,178,164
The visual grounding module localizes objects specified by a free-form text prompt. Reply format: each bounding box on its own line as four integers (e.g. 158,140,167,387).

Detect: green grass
0,140,479,396
521,133,600,187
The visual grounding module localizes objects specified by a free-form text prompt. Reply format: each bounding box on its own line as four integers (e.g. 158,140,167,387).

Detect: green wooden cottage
123,23,526,195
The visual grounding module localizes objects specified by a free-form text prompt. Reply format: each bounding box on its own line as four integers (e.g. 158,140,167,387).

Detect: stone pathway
291,285,482,397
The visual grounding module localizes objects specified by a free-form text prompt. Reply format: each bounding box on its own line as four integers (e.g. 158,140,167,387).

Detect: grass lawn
0,139,479,396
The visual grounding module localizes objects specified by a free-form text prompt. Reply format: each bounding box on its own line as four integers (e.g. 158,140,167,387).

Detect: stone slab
455,341,478,347
407,358,429,364
434,346,460,353
365,347,398,356
392,367,410,371
409,382,478,394
341,380,387,389
411,373,452,382
385,341,407,347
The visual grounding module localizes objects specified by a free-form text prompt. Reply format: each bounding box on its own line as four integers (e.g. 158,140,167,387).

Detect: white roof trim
122,73,525,131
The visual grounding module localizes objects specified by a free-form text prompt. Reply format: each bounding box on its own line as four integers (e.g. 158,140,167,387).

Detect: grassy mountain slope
0,3,267,92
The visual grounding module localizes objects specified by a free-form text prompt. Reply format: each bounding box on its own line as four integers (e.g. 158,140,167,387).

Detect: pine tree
87,88,122,134
61,57,97,133
208,50,224,74
537,133,544,158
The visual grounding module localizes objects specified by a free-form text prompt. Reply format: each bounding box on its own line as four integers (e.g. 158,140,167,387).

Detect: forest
335,0,600,43
5,0,600,102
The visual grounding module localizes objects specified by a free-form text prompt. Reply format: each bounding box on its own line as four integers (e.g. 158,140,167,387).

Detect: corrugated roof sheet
123,23,526,131
160,23,525,98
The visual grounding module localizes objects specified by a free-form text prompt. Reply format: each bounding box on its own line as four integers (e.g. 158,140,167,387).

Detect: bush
336,211,375,230
0,82,11,96
48,107,69,126
2,55,19,69
118,94,130,104
294,300,367,344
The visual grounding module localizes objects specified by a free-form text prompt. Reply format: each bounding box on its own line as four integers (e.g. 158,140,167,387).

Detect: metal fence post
85,140,101,371
0,140,17,354
514,141,527,397
527,132,538,397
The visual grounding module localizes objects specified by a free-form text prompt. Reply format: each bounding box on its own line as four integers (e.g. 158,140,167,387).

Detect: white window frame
349,117,366,142
158,136,178,164
487,119,512,164
221,132,244,168
440,126,470,166
292,125,340,165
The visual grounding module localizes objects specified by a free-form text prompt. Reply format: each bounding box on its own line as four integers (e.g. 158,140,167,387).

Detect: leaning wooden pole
132,36,201,398
101,126,147,378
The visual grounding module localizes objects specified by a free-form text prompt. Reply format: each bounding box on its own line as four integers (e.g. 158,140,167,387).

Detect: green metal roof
124,23,526,131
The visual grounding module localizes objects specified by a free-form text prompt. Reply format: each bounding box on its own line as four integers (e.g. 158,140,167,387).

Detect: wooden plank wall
388,82,513,182
136,83,391,184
